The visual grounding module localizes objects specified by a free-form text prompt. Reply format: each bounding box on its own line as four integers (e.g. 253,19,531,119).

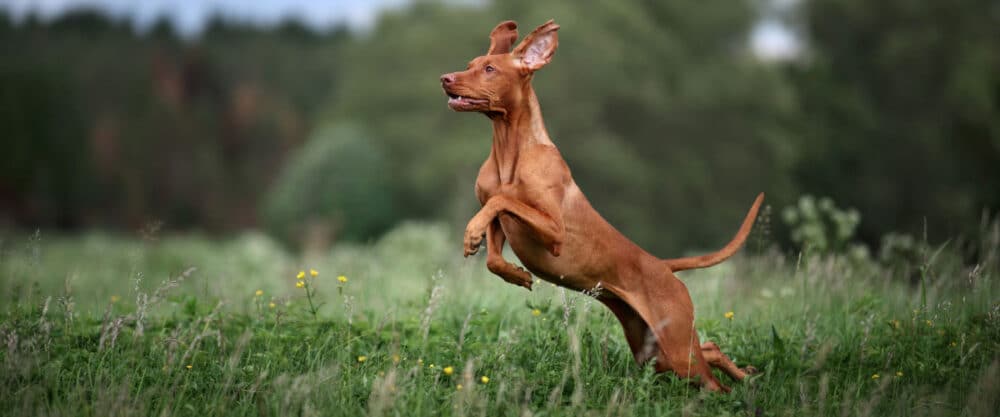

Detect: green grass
1,222,997,416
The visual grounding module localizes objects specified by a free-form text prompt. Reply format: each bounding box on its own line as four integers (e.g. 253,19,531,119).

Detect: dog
440,19,763,392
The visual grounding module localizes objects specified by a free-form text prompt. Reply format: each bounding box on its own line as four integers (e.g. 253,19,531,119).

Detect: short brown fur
441,19,762,392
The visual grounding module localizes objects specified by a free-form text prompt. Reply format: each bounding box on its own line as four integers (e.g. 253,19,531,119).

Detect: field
1,223,997,416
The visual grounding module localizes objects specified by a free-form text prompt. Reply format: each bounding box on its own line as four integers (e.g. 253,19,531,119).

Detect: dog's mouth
446,91,489,110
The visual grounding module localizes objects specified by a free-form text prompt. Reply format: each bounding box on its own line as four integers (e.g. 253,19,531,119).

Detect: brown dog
441,20,763,392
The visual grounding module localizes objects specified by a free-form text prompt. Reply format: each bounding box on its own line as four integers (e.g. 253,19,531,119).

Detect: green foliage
0,12,347,230
782,195,866,257
0,228,997,416
788,0,1000,243
262,125,396,248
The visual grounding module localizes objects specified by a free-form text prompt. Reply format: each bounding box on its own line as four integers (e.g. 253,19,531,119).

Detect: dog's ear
512,19,559,72
487,20,518,55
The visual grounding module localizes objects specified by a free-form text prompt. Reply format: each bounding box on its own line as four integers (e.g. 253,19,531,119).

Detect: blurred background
0,0,997,257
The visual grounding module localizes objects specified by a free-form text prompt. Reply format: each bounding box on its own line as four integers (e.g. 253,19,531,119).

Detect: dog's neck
488,86,553,183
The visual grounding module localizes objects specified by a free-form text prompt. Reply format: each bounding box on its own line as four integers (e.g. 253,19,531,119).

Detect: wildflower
296,281,305,288
443,366,454,376
110,295,120,303
392,354,401,364
871,373,879,380
925,320,933,327
417,359,424,366
255,289,264,297
896,371,903,377
296,271,306,280
532,309,541,317
456,384,463,391
186,365,193,370
268,302,276,309
724,311,735,320
889,319,900,329
310,269,318,277
429,364,435,369
480,376,489,384
338,275,348,283
950,341,957,347
357,355,367,363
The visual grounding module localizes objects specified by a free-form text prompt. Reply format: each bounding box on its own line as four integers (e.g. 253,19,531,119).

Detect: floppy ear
512,19,559,71
487,20,518,55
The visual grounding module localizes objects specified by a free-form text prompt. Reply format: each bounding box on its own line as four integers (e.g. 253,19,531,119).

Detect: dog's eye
485,65,495,73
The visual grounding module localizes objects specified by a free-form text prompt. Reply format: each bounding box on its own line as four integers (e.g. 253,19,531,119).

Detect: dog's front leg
464,195,564,258
484,219,533,289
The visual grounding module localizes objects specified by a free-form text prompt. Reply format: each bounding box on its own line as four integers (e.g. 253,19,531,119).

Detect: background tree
787,0,1000,244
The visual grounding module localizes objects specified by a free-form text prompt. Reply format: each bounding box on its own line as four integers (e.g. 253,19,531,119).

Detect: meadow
1,222,997,416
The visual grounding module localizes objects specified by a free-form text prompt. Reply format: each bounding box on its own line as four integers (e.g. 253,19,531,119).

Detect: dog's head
440,20,559,115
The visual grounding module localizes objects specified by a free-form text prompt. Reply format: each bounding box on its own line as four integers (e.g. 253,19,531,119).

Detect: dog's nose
440,73,455,85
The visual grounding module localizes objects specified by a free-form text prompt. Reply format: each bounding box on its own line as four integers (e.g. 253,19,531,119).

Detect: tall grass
0,222,997,416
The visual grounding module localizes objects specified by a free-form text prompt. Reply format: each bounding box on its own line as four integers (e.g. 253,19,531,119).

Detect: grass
0,222,997,416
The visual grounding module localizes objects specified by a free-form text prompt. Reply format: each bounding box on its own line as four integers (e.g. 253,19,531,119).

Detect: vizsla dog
441,20,763,392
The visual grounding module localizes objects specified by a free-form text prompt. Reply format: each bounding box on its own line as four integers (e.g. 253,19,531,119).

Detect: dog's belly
499,214,607,292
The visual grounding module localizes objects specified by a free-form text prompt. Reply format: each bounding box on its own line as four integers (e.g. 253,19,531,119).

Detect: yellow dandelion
950,341,957,347
296,271,306,280
871,373,880,380
296,281,305,288
417,359,424,366
443,366,454,376
357,355,367,363
392,354,401,364
724,311,735,320
110,295,121,303
255,289,264,297
890,319,900,329
456,384,463,391
532,309,541,317
268,302,276,309
310,269,318,277
186,364,193,369
429,364,435,369
925,320,933,327
480,376,489,384
896,371,903,377
338,275,348,283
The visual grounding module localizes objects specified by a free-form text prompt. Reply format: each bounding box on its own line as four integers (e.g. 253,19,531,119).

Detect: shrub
261,124,396,250
782,195,867,258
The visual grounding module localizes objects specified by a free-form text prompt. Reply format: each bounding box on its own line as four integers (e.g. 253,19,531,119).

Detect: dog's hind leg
610,272,729,392
700,341,756,381
601,297,657,365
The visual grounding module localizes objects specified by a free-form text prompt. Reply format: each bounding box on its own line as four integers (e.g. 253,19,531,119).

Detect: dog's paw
463,231,485,257
488,259,533,290
509,265,533,290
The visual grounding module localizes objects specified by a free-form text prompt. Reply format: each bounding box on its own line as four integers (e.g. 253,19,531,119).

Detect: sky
0,0,800,59
0,0,410,35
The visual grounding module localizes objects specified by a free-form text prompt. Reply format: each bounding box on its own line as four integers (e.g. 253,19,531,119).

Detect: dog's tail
663,192,765,272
